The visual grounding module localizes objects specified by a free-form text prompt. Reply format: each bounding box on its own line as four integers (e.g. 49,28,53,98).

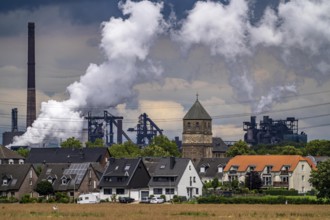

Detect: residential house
99,158,150,201
26,147,110,167
223,155,315,193
0,146,25,165
212,138,229,158
0,164,38,199
306,155,329,167
196,157,231,184
148,157,203,201
37,162,101,198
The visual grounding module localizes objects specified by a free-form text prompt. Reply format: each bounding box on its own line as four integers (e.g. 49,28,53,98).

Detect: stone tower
182,96,213,163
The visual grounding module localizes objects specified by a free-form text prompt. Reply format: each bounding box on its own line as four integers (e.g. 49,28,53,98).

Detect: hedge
197,195,329,204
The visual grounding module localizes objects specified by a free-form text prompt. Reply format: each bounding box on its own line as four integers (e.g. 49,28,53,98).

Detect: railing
280,170,289,175
273,181,289,188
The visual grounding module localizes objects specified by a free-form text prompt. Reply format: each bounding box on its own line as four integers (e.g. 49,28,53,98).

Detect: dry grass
0,203,330,220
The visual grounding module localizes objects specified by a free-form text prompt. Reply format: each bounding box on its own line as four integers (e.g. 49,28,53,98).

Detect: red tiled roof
224,155,314,172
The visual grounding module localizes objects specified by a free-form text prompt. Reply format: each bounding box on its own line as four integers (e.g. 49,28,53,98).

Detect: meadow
1,203,330,220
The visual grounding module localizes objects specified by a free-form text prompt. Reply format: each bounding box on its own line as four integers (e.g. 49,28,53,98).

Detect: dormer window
61,176,70,185
218,166,223,173
160,165,166,169
265,166,273,174
8,159,14,165
47,176,54,184
115,166,119,170
2,179,8,186
19,159,24,164
200,167,205,173
249,166,255,172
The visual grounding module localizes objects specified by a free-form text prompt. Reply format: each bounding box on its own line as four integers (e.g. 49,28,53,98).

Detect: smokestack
26,22,36,128
11,108,18,132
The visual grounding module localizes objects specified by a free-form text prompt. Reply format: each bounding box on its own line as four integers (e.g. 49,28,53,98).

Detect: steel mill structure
243,116,307,146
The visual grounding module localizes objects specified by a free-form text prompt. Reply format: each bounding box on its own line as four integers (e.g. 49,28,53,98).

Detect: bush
197,195,330,204
0,196,18,203
172,195,187,203
264,188,298,196
20,194,32,203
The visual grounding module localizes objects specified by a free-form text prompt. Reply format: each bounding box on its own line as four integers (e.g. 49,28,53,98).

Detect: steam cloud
174,0,330,113
10,0,330,146
10,0,165,147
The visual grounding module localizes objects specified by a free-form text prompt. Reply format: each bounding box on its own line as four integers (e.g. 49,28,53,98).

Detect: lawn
1,203,330,220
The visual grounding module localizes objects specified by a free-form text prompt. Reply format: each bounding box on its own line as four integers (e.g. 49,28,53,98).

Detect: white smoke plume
173,0,330,113
254,84,297,114
10,0,165,147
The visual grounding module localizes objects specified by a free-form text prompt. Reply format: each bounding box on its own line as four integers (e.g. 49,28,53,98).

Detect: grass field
1,203,330,220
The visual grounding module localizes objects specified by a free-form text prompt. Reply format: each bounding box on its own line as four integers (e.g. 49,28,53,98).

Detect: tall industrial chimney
26,22,36,128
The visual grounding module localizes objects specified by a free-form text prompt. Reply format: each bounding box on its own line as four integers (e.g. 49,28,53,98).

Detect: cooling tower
26,22,36,128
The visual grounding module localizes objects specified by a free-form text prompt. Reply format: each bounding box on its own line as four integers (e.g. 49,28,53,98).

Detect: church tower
182,95,213,162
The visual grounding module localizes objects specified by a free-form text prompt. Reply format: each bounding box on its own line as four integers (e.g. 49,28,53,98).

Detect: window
281,176,289,183
218,166,223,173
265,166,272,174
196,188,199,195
29,170,33,178
160,165,165,169
196,122,200,128
189,165,191,170
193,177,196,183
153,188,162,195
116,188,125,195
19,159,24,164
200,167,205,173
187,122,191,128
8,159,14,165
301,164,305,171
2,179,8,186
62,178,68,185
115,166,119,170
104,188,112,195
117,177,123,182
263,176,272,186
165,188,174,194
124,164,131,171
302,175,305,182
29,180,33,185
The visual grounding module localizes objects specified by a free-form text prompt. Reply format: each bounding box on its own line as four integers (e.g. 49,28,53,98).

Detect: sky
0,0,330,147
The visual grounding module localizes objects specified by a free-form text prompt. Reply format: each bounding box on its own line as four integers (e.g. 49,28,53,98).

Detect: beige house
223,155,316,193
0,164,38,199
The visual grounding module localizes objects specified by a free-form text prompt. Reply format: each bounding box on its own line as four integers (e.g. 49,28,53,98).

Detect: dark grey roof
99,158,142,187
142,157,161,176
183,99,212,120
0,146,24,159
0,164,33,191
148,157,190,187
212,137,229,152
196,158,231,179
26,147,108,164
37,163,94,191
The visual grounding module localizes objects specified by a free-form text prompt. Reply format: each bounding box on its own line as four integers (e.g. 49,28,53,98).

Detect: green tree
309,159,330,199
149,135,180,157
306,140,330,156
17,147,30,158
211,177,220,190
109,141,141,158
280,145,303,155
245,171,262,190
141,145,170,157
35,181,54,196
85,138,104,148
61,137,82,148
226,140,254,157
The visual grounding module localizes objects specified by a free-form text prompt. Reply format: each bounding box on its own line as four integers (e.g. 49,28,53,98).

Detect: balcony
280,170,289,175
273,181,289,188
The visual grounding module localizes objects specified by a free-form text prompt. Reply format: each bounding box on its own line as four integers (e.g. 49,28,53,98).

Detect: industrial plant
1,23,308,150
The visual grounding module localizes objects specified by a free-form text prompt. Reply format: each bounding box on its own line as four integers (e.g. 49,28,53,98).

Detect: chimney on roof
26,22,36,128
170,157,175,169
